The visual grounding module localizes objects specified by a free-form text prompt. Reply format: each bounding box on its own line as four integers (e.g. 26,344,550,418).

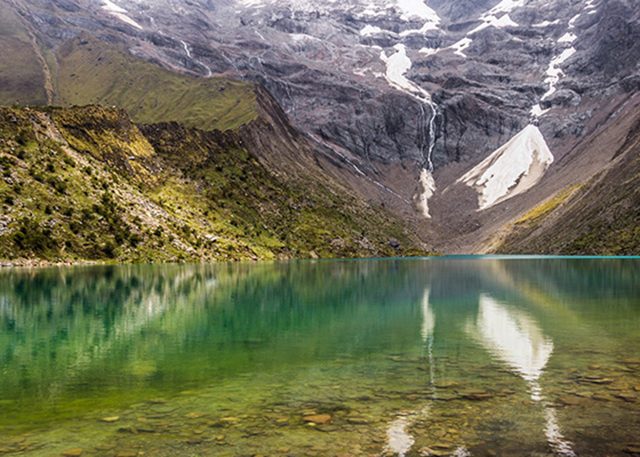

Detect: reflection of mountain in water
1,258,638,452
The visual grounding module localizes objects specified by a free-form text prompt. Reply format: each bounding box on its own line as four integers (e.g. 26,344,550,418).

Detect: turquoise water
0,258,639,456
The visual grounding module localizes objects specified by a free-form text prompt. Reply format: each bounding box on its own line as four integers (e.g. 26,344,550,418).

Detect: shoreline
0,259,104,269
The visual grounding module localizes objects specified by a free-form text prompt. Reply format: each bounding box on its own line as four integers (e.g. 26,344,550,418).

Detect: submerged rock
114,450,138,457
460,391,493,401
615,392,638,403
62,449,83,457
624,444,640,455
62,448,82,457
557,395,582,406
303,414,332,425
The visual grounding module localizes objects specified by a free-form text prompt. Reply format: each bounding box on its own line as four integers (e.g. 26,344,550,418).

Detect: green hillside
55,37,257,131
0,105,424,264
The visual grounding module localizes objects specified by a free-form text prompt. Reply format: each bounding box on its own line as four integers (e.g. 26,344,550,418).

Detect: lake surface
0,258,639,457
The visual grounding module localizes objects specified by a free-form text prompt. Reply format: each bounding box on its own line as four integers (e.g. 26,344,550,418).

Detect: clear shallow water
0,258,639,457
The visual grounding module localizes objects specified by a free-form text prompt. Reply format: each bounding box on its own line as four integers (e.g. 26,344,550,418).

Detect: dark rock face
12,0,640,172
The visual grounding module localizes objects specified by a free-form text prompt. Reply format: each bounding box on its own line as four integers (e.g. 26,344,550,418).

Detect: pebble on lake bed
114,451,138,457
62,449,83,457
303,414,332,425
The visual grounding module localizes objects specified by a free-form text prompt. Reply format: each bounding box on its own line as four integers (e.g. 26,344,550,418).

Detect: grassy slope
495,120,640,255
0,106,423,263
55,37,257,131
0,2,48,105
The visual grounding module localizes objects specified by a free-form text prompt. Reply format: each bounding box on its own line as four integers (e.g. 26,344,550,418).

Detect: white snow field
458,124,554,210
101,0,143,29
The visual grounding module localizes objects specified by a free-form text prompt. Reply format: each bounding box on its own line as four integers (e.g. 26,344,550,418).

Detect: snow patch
101,0,143,29
541,47,576,100
485,0,526,15
396,0,440,23
399,21,440,36
558,32,576,43
289,33,320,42
450,37,472,58
533,19,559,27
380,44,432,103
469,13,518,35
417,169,436,218
394,0,441,37
568,13,581,28
360,25,384,36
419,47,438,56
102,0,127,13
530,104,549,118
468,0,523,35
237,0,266,7
458,124,554,210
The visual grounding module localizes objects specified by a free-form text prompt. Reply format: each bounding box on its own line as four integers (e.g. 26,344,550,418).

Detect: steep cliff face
0,104,425,263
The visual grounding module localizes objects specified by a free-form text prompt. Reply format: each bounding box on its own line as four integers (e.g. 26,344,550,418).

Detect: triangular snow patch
458,124,553,210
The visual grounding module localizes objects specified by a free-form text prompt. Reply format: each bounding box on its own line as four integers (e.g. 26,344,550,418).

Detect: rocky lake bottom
0,258,638,456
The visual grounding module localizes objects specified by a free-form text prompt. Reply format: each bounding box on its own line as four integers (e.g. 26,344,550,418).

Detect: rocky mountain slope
0,102,425,263
494,93,640,255
1,0,639,256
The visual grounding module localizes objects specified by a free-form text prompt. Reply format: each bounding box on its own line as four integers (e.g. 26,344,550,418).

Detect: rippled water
0,258,639,456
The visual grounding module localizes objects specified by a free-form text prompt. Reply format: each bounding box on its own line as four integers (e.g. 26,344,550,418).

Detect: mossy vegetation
55,37,257,131
0,106,424,263
514,184,582,226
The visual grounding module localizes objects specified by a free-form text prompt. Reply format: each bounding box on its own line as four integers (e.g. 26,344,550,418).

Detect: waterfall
417,101,437,172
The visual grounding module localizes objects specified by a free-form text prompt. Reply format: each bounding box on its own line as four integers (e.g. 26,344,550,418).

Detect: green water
0,258,639,457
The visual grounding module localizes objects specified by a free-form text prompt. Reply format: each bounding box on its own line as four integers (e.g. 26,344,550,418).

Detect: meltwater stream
0,258,639,457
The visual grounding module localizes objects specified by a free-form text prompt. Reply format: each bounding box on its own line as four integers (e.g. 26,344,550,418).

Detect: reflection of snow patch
458,124,554,210
421,288,435,340
386,416,415,457
470,294,554,387
545,408,578,457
